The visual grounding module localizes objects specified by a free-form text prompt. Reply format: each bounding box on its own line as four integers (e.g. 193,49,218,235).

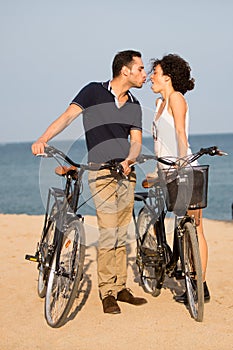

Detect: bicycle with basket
133,146,226,322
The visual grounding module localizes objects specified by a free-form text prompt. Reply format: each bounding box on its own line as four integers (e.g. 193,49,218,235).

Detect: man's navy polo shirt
71,81,142,163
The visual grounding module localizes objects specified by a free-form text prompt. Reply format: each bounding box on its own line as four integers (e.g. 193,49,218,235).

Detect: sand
0,214,233,350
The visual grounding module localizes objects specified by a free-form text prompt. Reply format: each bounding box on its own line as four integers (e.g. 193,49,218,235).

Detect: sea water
0,134,232,220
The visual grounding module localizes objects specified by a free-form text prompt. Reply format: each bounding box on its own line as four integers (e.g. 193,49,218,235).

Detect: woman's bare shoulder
169,91,185,102
169,91,187,108
155,97,163,106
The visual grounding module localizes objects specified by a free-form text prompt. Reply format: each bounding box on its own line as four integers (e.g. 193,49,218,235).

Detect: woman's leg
195,210,208,281
189,209,208,281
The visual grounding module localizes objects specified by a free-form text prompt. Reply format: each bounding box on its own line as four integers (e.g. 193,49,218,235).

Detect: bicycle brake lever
36,151,54,158
36,153,48,157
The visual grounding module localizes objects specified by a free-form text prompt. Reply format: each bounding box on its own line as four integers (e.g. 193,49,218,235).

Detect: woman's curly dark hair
150,54,195,95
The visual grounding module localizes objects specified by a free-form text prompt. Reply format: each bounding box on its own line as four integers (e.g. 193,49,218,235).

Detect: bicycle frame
134,183,172,267
135,176,201,268
36,162,84,279
168,215,196,276
166,171,201,275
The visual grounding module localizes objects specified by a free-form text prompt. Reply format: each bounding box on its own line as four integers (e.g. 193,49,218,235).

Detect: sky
1,0,233,143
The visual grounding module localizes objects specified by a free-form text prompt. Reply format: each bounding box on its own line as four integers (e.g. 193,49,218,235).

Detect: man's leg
114,245,127,294
97,246,117,299
89,170,147,308
89,170,119,298
115,173,136,292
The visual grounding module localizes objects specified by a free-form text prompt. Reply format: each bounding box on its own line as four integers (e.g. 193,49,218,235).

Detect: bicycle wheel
183,221,204,322
136,208,164,297
38,205,57,298
45,218,86,328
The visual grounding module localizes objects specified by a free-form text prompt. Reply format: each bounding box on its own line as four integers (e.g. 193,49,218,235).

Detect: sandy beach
0,214,233,350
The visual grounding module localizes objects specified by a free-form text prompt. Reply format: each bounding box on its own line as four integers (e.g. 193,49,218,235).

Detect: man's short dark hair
112,50,142,78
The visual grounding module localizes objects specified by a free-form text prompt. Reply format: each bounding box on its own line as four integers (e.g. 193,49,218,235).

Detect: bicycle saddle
142,177,160,188
55,166,78,180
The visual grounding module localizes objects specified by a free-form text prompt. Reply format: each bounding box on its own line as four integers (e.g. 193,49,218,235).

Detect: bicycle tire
37,205,57,298
136,207,165,296
45,218,86,328
183,221,204,322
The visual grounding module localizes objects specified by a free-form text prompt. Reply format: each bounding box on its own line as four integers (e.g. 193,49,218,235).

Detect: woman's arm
169,92,189,158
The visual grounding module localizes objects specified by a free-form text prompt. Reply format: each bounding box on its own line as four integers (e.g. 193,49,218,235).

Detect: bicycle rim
183,222,204,322
45,219,85,328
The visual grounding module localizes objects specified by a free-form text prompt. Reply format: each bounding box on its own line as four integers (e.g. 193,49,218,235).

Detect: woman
150,53,210,303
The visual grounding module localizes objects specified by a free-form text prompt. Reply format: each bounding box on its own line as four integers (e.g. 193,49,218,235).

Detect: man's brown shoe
102,295,121,314
117,288,147,305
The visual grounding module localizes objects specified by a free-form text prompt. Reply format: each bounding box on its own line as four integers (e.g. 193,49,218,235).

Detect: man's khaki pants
89,169,136,299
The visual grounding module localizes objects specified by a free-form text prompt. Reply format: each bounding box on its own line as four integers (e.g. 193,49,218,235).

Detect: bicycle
25,145,124,327
133,146,226,322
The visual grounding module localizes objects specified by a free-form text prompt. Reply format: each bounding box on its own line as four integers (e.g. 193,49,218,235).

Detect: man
32,50,147,314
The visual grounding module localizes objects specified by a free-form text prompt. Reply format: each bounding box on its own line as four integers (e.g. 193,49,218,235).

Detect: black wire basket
163,165,209,213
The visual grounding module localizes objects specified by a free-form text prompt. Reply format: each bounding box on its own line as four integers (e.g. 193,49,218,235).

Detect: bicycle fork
172,217,190,279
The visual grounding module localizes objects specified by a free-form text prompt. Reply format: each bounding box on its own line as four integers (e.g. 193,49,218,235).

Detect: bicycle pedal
25,254,39,262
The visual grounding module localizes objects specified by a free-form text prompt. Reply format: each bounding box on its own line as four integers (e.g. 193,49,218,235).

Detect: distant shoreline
1,132,233,145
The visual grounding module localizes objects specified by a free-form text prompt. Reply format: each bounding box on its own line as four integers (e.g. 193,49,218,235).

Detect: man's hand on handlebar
31,139,48,155
120,159,135,176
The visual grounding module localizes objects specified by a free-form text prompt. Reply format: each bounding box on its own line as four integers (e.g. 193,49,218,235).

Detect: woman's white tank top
153,97,192,161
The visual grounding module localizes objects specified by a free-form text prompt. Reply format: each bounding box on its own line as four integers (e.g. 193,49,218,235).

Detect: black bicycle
133,146,226,322
25,145,124,327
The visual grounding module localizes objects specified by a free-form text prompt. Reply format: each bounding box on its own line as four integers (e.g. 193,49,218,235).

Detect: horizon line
1,131,233,145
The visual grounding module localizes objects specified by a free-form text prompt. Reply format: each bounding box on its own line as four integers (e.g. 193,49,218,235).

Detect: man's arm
31,104,83,155
121,129,142,175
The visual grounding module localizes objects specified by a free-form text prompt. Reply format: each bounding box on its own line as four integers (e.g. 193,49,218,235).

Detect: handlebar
136,145,227,167
37,145,125,174
37,144,227,174
199,146,227,157
136,154,177,166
